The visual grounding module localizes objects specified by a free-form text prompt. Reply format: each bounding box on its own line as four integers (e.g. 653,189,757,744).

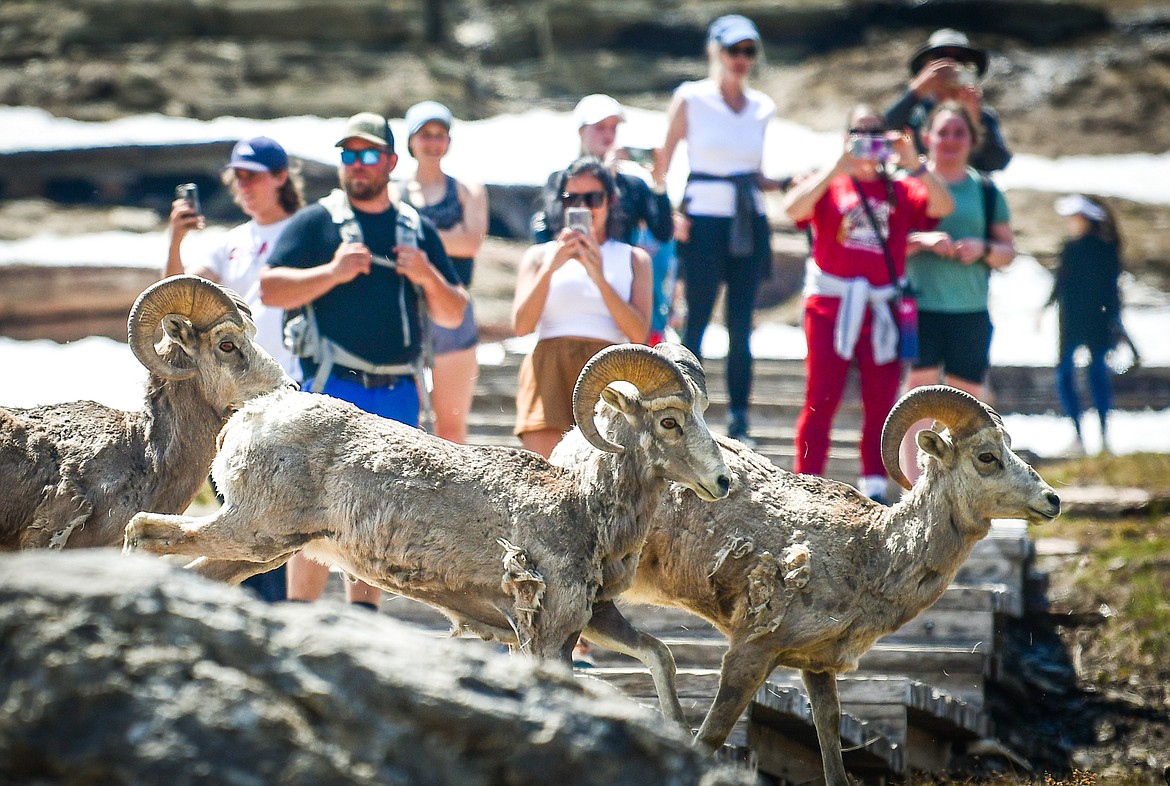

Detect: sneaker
727,410,756,447
572,652,596,668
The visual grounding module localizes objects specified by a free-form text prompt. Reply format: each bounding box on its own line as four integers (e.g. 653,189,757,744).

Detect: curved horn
653,341,708,402
880,385,998,490
572,343,692,454
127,275,246,381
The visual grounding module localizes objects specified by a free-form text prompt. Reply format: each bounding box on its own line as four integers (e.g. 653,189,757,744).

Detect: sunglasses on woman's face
340,148,384,166
725,44,757,58
561,191,607,208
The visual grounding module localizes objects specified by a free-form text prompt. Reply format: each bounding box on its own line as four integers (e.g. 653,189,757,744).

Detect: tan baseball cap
335,112,395,152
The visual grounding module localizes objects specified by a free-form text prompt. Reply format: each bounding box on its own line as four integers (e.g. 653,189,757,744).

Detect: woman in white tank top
653,14,789,445
512,157,653,459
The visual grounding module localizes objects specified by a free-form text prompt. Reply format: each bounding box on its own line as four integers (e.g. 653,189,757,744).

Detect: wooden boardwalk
349,349,1061,783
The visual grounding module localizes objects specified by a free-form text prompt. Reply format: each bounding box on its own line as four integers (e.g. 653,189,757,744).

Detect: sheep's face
601,385,731,502
918,425,1060,526
161,316,294,418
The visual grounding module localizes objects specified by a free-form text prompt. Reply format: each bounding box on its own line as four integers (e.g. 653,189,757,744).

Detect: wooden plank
749,724,835,785
750,683,904,777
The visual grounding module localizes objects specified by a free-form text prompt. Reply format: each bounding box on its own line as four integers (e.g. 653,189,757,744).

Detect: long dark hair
541,156,624,241
1083,195,1123,252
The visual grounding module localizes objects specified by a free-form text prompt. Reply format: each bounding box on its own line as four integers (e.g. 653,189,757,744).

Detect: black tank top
403,175,473,286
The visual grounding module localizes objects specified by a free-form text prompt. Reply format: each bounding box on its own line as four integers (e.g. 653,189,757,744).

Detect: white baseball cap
1054,194,1107,222
573,94,625,128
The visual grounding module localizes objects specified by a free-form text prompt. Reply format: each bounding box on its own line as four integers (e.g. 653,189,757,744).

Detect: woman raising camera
512,157,652,460
782,105,952,503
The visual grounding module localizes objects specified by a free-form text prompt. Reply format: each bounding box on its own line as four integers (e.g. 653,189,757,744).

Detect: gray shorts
432,299,478,356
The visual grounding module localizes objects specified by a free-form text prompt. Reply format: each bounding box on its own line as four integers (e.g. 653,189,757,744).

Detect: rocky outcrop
0,0,1122,123
0,551,752,786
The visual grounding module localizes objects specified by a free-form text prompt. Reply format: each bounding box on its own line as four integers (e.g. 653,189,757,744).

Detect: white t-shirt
200,217,300,381
537,239,634,345
676,79,775,218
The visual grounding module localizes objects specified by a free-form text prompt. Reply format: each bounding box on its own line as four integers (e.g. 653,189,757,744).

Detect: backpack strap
390,198,433,431
284,190,434,430
980,172,996,250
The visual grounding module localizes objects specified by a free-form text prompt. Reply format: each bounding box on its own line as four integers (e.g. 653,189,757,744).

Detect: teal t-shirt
906,169,1010,313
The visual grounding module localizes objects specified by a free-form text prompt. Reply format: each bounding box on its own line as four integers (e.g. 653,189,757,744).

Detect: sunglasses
725,44,757,58
848,128,886,136
561,191,607,208
340,148,384,166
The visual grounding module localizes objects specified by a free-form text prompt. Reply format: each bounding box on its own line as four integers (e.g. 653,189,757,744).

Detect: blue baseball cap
226,136,289,173
405,101,454,138
707,14,760,47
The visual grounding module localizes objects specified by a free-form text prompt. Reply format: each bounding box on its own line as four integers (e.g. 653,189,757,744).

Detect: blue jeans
1056,344,1112,435
308,368,421,428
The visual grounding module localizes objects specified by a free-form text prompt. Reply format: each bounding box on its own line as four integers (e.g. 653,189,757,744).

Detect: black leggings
678,214,771,412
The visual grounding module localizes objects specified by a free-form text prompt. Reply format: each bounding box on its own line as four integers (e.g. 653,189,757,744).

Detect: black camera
175,182,201,215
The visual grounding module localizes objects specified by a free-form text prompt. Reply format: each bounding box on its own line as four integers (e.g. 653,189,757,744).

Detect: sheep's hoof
123,515,172,554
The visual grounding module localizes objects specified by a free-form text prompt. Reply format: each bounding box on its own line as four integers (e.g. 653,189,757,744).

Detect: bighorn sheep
552,385,1060,785
123,342,732,724
0,276,293,551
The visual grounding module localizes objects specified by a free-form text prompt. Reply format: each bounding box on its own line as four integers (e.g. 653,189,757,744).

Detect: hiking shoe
727,410,756,447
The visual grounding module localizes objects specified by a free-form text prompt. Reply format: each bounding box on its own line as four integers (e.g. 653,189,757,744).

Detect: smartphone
955,63,979,87
565,206,593,235
623,146,656,168
848,134,892,162
175,182,201,215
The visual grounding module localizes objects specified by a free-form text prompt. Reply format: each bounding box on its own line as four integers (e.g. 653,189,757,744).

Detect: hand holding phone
175,183,201,216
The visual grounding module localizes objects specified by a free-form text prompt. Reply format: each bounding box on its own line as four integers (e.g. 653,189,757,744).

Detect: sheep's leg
583,600,686,727
124,507,297,563
802,668,850,786
184,554,294,585
694,640,775,751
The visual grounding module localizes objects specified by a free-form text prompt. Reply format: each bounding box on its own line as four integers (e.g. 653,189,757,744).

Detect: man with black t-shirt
261,111,467,609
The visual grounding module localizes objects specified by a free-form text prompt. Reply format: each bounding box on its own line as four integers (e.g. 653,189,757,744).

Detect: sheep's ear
600,386,639,418
161,314,199,356
918,429,957,468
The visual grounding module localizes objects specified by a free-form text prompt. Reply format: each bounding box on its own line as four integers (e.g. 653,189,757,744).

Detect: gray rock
0,551,752,786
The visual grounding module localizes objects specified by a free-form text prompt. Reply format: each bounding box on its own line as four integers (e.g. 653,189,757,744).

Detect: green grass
916,454,1170,785
1039,453,1170,496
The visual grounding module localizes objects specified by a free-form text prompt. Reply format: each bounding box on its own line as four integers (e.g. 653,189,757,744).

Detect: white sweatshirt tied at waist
803,258,901,365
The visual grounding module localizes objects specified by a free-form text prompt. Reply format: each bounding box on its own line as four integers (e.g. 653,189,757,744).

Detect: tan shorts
514,336,615,437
